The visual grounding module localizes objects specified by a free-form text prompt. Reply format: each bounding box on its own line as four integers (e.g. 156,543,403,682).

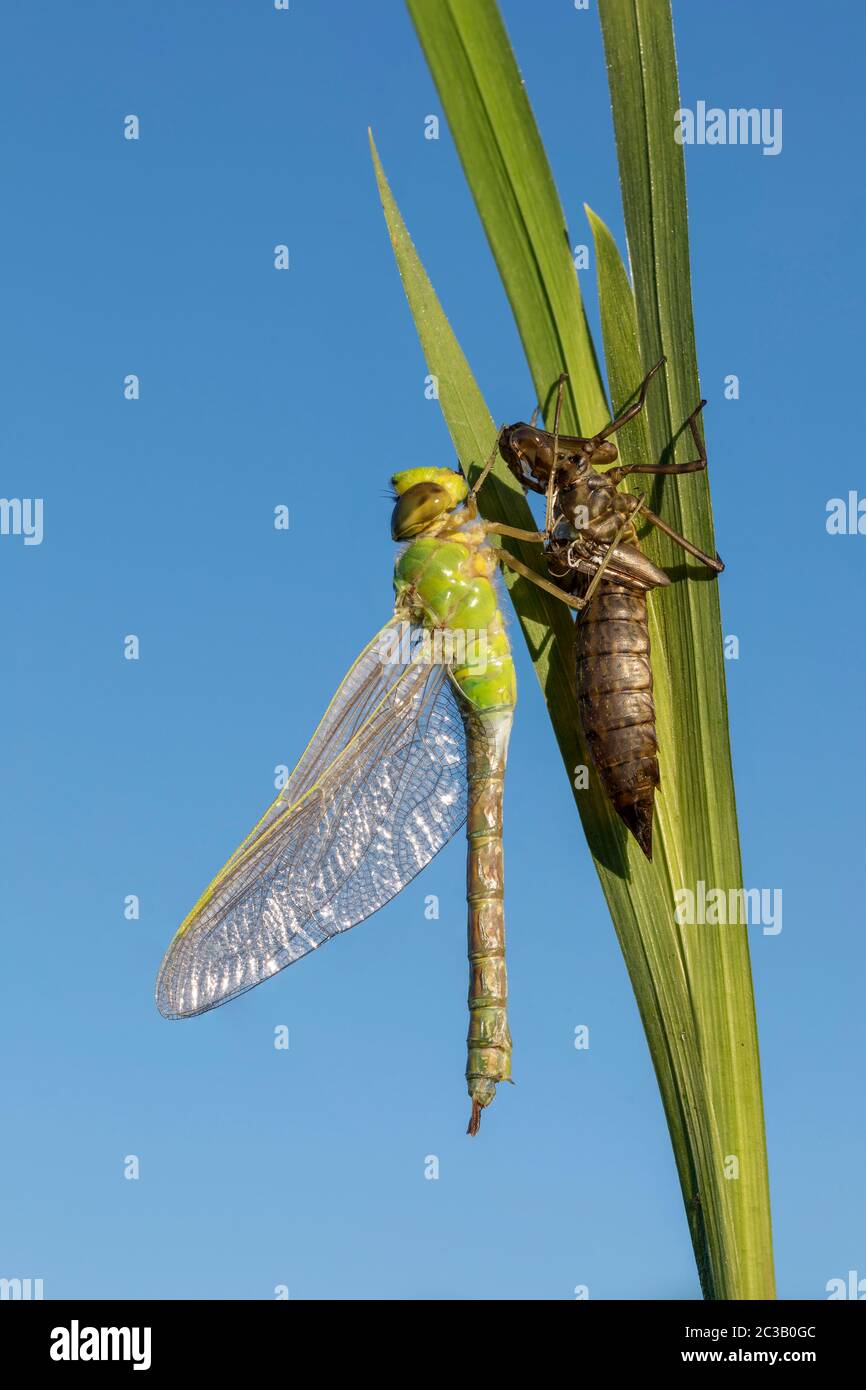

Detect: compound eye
509,426,535,451
391,482,450,540
591,441,618,466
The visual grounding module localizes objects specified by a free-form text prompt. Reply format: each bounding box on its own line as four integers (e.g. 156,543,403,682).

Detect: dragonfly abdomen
576,583,659,860
394,526,516,1130
465,710,513,1135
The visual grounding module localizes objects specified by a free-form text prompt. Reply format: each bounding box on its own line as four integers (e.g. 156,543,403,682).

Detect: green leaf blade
599,0,775,1297
405,0,608,436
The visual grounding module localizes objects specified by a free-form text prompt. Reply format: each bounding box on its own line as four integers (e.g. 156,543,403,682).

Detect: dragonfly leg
496,549,588,610
544,359,669,457
593,357,667,442
610,399,708,478
639,504,724,573
604,401,722,572
545,372,568,533
467,430,506,504
485,521,548,544
613,459,705,477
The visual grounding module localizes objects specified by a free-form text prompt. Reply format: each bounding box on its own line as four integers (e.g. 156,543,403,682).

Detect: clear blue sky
2,0,863,1301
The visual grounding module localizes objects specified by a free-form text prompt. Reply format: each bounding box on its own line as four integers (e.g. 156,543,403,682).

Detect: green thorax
393,524,516,714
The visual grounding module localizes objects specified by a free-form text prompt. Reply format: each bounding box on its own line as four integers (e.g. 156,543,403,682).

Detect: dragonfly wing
156,621,468,1019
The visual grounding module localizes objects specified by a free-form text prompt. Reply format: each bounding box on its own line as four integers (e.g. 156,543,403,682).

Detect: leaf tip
583,203,607,237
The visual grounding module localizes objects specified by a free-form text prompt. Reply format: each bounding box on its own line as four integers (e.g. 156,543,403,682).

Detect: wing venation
156,621,469,1018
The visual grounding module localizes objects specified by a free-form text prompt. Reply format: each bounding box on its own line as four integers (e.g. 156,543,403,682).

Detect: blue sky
2,0,864,1300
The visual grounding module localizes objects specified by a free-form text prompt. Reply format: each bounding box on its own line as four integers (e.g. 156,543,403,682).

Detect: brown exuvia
496,359,724,860
575,582,660,859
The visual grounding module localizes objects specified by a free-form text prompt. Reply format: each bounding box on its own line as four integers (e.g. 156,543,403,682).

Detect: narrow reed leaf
598,0,775,1298
405,0,608,435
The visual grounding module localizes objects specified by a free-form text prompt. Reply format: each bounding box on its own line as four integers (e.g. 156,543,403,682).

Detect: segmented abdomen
464,709,512,1135
576,583,659,860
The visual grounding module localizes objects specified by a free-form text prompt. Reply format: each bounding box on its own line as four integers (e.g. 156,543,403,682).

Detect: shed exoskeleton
487,360,724,859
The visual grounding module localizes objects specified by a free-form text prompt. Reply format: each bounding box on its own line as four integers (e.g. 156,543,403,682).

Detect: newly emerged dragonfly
496,360,724,860
156,465,590,1134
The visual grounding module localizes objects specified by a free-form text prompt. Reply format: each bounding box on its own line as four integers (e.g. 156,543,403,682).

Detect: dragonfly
156,462,592,1134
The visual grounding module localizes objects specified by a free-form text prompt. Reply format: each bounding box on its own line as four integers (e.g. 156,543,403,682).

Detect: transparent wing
156,620,469,1019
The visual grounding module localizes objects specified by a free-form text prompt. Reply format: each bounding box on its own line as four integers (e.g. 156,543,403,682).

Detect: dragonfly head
390,468,468,540
501,424,618,486
499,424,555,486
